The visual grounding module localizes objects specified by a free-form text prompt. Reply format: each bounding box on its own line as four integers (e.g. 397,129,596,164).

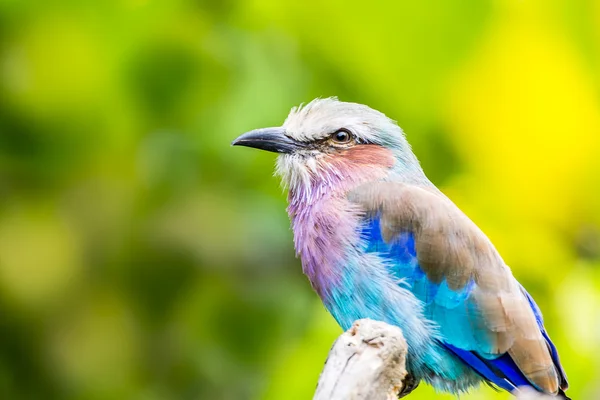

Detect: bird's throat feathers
282,145,394,298
278,145,395,203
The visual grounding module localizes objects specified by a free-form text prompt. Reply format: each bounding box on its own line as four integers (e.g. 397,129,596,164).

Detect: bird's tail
557,388,571,400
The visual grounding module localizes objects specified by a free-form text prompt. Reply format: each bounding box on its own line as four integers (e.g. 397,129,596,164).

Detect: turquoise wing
351,182,567,395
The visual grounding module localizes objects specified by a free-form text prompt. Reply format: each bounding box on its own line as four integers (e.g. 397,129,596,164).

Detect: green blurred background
0,0,599,399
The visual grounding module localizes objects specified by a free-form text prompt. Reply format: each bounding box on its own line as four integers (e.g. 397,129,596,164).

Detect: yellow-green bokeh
0,1,598,399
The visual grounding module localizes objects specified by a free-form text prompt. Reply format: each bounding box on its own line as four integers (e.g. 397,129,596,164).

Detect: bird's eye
331,129,353,144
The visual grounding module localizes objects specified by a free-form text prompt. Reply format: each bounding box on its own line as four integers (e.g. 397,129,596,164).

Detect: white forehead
282,97,402,144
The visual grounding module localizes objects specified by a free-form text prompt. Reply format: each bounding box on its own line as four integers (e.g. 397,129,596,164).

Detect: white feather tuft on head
276,97,423,193
283,97,404,146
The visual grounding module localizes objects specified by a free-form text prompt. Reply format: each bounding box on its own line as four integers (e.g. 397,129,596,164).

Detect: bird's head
233,98,424,198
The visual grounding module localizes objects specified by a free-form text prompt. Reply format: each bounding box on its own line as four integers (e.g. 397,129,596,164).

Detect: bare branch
313,319,559,399
313,319,408,400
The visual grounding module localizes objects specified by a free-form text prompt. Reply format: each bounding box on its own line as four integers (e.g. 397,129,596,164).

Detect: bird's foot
398,373,420,398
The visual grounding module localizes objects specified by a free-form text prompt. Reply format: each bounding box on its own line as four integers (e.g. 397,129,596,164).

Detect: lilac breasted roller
232,98,569,398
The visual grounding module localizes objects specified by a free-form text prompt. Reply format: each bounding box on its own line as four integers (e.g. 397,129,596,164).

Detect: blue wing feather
362,217,484,352
361,215,561,392
444,344,530,392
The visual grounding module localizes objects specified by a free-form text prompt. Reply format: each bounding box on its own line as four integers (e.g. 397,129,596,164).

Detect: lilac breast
288,191,362,300
283,147,394,299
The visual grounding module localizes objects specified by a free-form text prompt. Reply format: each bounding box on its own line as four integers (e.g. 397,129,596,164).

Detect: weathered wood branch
313,319,408,400
313,319,556,399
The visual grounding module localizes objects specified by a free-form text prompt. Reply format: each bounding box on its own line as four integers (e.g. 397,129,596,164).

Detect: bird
232,98,569,398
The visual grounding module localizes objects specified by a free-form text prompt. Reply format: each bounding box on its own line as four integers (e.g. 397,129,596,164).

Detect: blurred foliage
0,0,599,399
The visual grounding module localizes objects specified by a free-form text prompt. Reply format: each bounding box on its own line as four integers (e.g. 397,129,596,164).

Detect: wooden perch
313,319,556,399
313,319,408,400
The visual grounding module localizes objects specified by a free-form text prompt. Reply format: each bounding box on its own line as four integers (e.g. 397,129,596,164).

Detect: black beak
232,127,305,154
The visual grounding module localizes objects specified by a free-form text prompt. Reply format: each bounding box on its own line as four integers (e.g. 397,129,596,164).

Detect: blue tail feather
443,343,531,393
445,286,569,395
